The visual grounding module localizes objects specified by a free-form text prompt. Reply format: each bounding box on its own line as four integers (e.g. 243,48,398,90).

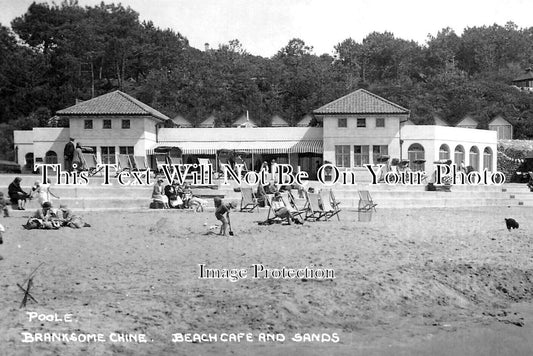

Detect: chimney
204,43,210,51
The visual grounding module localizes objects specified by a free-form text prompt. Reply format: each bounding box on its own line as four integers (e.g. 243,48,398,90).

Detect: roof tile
313,89,409,115
56,90,169,121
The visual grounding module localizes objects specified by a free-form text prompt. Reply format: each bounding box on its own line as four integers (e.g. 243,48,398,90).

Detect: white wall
402,125,498,173
322,114,408,168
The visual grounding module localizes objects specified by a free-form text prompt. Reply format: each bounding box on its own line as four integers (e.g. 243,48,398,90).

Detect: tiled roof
56,90,169,121
313,89,409,115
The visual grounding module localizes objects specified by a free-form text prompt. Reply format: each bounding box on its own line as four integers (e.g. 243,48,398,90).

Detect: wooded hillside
1,0,533,159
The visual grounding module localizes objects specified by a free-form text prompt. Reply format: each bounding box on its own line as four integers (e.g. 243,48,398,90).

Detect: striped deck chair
304,192,327,221
117,154,133,175
261,194,284,225
197,158,213,179
133,156,148,171
280,192,305,223
358,190,377,212
319,189,340,221
240,187,258,212
154,154,169,172
168,155,182,166
82,153,103,177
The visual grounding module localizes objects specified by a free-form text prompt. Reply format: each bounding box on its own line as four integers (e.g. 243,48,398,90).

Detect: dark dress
8,181,28,204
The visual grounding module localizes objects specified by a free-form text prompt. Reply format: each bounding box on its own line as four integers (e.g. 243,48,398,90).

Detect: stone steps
1,173,532,211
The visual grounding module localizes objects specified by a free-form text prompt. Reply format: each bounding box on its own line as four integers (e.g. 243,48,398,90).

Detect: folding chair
134,156,148,171
197,158,214,179
280,192,305,223
358,190,377,212
168,155,182,166
117,154,134,175
127,155,150,181
240,187,258,212
155,154,169,172
328,189,340,208
82,153,103,177
319,189,341,221
304,192,327,221
261,194,284,225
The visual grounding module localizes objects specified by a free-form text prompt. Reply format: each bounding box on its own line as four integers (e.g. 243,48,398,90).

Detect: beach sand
1,206,532,355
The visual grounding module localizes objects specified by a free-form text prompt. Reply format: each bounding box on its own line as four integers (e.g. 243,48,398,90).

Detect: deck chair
154,154,169,172
240,187,258,212
304,192,328,221
261,194,284,225
358,190,377,212
280,192,305,223
168,155,182,166
319,189,341,221
133,156,148,171
117,154,134,175
197,158,213,179
82,153,103,177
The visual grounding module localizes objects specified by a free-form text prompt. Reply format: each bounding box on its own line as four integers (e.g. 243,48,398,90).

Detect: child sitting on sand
214,197,236,236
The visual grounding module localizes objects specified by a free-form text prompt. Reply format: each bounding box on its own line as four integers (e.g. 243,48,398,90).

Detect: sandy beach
1,206,533,355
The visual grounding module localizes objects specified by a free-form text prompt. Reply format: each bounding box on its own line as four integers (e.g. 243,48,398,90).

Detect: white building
13,89,498,178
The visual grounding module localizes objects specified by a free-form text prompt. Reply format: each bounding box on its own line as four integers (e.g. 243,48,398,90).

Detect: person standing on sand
214,197,236,236
64,138,75,172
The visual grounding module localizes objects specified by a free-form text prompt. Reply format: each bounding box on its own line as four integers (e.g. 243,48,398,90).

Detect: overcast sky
1,0,531,57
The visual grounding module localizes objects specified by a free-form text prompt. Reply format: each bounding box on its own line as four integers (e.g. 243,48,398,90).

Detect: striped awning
291,140,322,153
147,140,323,155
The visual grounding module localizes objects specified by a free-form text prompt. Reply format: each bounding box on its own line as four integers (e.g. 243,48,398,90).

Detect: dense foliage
2,1,533,160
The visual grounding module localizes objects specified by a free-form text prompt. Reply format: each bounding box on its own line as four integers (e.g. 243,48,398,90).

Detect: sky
1,0,532,57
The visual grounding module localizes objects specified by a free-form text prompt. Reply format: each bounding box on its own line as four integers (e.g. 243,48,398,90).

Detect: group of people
1,177,89,230
25,202,90,230
151,178,207,211
5,177,60,212
64,137,87,172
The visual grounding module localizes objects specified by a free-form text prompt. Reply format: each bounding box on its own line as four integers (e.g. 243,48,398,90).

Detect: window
103,119,112,129
101,146,116,164
375,118,385,128
408,143,425,171
454,145,465,169
483,147,493,171
337,118,347,128
122,119,130,129
372,145,388,163
335,145,350,168
357,118,366,128
119,146,134,155
84,120,93,129
45,151,58,164
439,144,450,161
469,146,479,171
354,145,370,166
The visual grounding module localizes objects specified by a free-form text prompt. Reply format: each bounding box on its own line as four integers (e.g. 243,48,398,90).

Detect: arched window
45,150,58,164
469,146,480,171
454,145,465,168
439,144,450,161
408,143,425,171
483,147,493,171
25,152,34,170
